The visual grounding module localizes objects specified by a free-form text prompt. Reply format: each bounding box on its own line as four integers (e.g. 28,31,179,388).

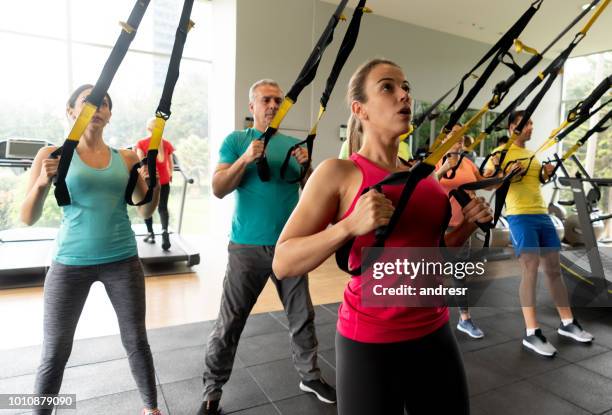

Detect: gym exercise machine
0,138,200,287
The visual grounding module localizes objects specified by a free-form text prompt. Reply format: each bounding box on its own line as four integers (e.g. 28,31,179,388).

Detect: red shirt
135,137,174,185
337,154,450,343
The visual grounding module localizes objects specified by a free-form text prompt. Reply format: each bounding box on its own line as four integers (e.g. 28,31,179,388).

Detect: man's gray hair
249,79,281,103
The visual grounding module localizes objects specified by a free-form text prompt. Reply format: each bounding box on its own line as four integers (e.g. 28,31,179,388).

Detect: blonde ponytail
347,113,363,156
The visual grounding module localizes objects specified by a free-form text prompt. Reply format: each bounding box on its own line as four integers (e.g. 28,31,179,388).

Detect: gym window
0,0,212,235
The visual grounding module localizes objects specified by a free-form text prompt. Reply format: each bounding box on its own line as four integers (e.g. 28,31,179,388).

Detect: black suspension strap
125,0,195,205
428,0,544,153
255,0,349,182
478,0,610,176
51,0,151,206
468,0,603,155
440,151,468,180
541,107,612,182
535,75,612,156
280,0,370,183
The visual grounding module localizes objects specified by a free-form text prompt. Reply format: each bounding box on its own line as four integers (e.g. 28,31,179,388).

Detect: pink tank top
337,153,450,343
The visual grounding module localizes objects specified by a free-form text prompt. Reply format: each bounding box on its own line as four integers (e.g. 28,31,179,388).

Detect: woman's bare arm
273,159,394,278
20,146,58,226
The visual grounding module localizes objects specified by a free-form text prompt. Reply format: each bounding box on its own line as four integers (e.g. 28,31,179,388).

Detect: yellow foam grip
148,117,166,151
580,0,611,35
269,97,294,130
362,7,373,13
425,105,488,166
514,39,539,55
399,124,414,142
308,105,326,135
429,131,446,152
466,131,487,152
562,142,582,160
67,102,98,142
535,119,570,154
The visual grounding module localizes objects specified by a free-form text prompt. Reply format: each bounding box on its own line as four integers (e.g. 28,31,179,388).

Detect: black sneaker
558,319,594,343
196,400,221,415
161,231,171,251
143,232,155,244
522,329,557,357
299,378,336,404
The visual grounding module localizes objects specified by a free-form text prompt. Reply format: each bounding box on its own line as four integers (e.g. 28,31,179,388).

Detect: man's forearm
212,157,250,198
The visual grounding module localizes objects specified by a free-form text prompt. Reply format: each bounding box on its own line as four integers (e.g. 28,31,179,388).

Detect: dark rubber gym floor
1,280,611,414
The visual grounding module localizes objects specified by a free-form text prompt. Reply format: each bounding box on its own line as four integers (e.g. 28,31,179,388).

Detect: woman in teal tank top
20,85,163,415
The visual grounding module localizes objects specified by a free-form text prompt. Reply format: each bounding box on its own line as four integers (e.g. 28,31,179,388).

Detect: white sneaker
558,319,594,343
523,329,557,357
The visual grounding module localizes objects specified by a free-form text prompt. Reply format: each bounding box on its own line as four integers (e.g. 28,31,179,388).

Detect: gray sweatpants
202,242,321,401
33,256,157,414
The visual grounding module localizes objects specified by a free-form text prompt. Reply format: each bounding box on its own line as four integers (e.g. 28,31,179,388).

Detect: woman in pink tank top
273,59,492,415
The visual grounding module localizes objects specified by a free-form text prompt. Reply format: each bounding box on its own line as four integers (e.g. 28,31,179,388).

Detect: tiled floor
1,303,611,414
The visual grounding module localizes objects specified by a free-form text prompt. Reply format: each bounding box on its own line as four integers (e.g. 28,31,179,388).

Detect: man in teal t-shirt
198,80,335,415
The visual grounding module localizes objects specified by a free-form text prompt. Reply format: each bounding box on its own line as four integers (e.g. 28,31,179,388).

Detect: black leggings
145,183,170,231
336,322,469,415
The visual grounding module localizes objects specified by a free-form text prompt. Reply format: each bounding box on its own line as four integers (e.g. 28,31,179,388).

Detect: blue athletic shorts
506,214,561,257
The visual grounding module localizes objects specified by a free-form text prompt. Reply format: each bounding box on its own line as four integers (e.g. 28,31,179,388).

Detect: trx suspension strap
280,0,371,183
256,0,349,182
535,75,612,156
479,0,610,176
542,107,612,181
427,0,544,154
468,0,603,154
336,1,543,275
125,0,195,205
548,95,612,144
406,75,479,152
51,0,150,206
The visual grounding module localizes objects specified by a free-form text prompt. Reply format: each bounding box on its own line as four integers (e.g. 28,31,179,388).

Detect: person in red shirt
272,59,492,415
135,118,175,251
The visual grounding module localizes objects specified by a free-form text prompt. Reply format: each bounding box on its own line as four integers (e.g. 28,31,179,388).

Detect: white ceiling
322,0,612,57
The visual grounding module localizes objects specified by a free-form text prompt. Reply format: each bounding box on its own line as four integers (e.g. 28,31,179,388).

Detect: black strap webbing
125,0,194,206
556,96,612,142
52,0,150,206
280,0,368,183
478,0,602,149
442,0,543,131
256,0,349,181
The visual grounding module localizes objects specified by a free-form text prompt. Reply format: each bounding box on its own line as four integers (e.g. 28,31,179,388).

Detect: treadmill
0,138,200,287
134,154,200,273
557,155,612,306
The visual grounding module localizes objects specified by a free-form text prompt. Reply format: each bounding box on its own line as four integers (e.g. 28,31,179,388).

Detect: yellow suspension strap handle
125,0,195,206
256,0,349,182
51,0,150,206
280,0,371,183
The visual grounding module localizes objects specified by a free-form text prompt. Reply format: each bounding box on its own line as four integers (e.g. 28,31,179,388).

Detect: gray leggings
33,256,157,414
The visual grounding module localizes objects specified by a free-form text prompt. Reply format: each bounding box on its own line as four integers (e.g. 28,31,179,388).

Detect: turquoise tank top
54,148,138,265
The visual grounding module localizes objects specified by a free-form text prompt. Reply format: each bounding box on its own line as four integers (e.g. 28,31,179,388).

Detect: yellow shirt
491,144,547,215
